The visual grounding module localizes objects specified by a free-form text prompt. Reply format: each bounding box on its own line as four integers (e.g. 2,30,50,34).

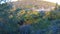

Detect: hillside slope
11,0,56,9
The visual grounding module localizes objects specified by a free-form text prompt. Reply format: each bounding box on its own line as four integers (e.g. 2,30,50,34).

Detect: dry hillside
11,0,56,9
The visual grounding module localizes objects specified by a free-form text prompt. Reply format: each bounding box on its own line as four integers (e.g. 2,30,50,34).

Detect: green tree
54,3,58,11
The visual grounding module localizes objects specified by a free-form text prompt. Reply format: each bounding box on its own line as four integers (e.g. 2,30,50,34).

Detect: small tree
58,6,60,11
54,3,58,11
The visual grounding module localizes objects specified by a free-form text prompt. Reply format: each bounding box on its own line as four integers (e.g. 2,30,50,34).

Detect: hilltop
11,0,56,9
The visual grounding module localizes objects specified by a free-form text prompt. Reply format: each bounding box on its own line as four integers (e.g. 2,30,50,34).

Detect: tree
58,6,60,11
54,3,58,10
0,0,11,4
0,0,6,4
0,2,18,33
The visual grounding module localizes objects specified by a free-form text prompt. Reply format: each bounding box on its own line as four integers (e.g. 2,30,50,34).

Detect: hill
11,0,56,9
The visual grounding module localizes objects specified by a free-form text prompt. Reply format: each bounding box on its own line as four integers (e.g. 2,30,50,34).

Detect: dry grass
11,0,56,9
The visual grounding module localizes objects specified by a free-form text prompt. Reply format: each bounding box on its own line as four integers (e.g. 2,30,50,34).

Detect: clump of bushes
0,3,60,34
